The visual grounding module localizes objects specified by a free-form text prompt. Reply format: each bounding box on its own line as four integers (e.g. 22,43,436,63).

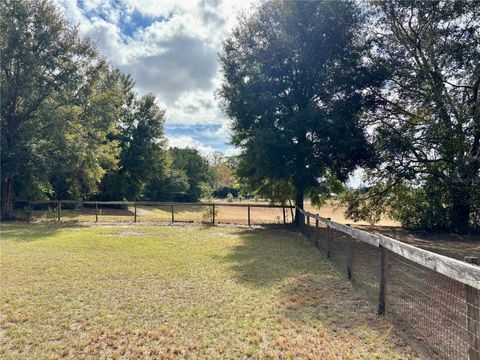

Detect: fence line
13,200,295,226
296,207,480,360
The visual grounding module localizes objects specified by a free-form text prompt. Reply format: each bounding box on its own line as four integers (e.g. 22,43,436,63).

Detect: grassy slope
0,223,417,359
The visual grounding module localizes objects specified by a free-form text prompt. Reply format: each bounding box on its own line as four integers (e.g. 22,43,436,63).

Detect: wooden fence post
378,246,388,316
283,206,286,224
326,218,331,259
57,201,61,222
95,202,98,223
212,204,215,225
248,205,251,227
346,224,352,280
27,201,31,223
465,257,479,360
134,202,137,223
171,204,174,223
307,214,311,239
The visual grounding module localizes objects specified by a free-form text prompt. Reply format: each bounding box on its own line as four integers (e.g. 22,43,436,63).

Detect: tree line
0,0,239,220
2,0,479,233
219,0,479,233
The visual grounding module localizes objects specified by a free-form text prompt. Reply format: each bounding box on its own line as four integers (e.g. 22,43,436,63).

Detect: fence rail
296,207,480,360
12,200,295,226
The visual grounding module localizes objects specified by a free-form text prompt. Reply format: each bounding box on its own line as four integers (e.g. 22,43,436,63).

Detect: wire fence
297,208,480,360
12,200,295,226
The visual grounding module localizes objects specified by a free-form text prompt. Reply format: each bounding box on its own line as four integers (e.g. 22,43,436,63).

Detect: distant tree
219,0,379,223
100,94,167,200
345,0,480,233
169,148,212,202
0,0,122,218
209,151,235,191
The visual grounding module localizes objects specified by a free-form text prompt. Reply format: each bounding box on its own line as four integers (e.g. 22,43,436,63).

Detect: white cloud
167,135,216,156
54,0,253,153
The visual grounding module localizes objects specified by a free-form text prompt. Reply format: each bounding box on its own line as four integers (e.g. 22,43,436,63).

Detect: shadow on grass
0,222,90,242
215,225,325,288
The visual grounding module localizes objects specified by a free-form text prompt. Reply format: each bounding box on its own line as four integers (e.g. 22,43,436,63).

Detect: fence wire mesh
299,209,480,360
387,251,479,360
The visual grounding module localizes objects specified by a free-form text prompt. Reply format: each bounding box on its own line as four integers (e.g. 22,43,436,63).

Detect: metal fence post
57,201,61,222
465,257,479,360
95,202,98,223
134,202,137,223
212,204,215,225
378,246,388,316
248,205,251,227
171,204,174,223
27,201,31,223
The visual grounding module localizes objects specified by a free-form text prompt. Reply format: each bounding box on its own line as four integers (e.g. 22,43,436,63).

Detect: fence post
95,202,98,223
315,218,319,248
378,246,388,316
465,257,479,360
57,201,61,222
346,224,352,280
212,204,215,225
134,202,137,223
307,214,311,239
248,205,251,227
283,206,286,224
27,201,31,223
171,204,174,223
326,218,331,259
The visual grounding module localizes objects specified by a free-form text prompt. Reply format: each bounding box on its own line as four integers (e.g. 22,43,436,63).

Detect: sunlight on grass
0,223,418,359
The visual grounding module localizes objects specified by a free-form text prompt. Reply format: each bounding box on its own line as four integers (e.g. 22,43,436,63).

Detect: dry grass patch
1,223,418,359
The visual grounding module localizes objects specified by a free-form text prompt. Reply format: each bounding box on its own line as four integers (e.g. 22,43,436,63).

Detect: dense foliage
219,0,380,222
343,0,480,232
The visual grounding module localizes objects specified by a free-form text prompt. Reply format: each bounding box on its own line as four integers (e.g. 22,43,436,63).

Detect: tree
346,0,480,233
209,151,235,191
219,0,379,223
0,0,122,218
169,148,212,202
100,93,167,201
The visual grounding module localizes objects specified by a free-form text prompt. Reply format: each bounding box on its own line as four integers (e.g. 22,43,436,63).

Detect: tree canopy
219,0,380,222
344,0,480,233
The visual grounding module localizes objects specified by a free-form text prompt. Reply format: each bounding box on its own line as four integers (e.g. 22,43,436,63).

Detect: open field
0,223,418,359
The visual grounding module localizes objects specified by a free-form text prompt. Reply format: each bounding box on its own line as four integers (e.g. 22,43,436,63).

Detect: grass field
0,223,418,359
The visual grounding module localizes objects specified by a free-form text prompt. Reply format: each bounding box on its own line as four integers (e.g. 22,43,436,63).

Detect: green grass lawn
0,223,417,359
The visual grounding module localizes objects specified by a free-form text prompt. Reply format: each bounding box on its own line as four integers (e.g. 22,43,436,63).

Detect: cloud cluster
55,0,253,156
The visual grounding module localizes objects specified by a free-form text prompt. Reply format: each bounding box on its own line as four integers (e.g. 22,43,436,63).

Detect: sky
55,0,254,156
55,0,364,187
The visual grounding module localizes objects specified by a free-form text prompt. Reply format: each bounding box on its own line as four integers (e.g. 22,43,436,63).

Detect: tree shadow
214,225,328,288
0,222,90,242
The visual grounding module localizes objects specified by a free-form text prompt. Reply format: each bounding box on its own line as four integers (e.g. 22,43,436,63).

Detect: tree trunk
294,188,304,226
451,202,471,234
1,177,14,220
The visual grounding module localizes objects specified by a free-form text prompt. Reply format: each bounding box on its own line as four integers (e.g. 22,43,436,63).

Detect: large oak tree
219,0,379,222
1,0,124,218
